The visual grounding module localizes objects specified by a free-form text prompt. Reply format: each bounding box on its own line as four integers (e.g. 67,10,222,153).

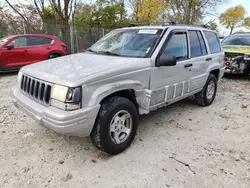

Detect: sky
216,0,250,35
219,0,250,16
7,0,250,35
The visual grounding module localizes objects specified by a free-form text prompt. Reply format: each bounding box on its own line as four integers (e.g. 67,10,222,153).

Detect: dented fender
88,80,144,106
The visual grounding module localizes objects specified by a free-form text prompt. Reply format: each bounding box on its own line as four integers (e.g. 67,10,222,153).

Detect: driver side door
149,29,193,108
1,37,29,69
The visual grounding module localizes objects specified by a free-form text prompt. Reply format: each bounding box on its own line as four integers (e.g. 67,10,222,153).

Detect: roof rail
127,22,210,29
162,21,176,26
128,23,137,27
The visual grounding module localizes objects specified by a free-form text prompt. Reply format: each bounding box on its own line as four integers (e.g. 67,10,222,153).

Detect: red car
0,34,68,72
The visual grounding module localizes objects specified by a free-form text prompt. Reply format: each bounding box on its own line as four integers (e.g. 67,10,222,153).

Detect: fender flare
88,80,144,106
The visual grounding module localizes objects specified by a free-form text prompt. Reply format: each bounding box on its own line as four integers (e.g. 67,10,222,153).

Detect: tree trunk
230,27,234,34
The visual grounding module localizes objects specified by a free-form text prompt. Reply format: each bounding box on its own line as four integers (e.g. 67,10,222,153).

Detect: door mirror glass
6,44,14,50
156,54,177,67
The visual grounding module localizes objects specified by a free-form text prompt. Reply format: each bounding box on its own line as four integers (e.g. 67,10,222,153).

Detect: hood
21,53,147,87
222,45,250,55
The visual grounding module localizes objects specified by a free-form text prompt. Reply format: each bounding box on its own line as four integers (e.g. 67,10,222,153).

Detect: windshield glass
89,29,163,57
222,35,250,46
0,37,10,45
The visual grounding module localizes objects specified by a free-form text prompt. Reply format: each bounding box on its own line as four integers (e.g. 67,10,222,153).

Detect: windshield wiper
86,49,98,53
98,51,120,56
86,49,120,56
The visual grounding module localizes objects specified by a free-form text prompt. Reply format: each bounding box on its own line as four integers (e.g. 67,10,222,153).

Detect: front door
150,30,192,108
1,37,29,68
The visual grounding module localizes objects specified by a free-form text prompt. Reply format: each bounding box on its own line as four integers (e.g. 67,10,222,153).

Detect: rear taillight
223,56,227,66
61,43,67,53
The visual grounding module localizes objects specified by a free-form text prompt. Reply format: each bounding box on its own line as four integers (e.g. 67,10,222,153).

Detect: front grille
21,75,52,106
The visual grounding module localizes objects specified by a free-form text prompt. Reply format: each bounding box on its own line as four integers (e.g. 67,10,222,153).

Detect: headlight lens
17,71,23,84
244,55,250,60
51,85,68,102
50,85,82,111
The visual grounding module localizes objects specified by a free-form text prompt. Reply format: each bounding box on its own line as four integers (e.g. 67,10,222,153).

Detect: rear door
188,30,210,92
26,36,53,63
203,31,224,70
1,37,29,68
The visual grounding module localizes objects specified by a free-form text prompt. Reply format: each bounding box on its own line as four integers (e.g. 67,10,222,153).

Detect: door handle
184,63,193,68
24,50,28,52
206,57,212,61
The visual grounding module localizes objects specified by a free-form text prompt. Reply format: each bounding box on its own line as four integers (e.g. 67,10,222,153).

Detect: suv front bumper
12,86,100,137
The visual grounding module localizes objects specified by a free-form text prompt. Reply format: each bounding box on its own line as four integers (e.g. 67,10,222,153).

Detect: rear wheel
243,67,250,79
48,54,61,59
195,74,217,106
91,96,138,155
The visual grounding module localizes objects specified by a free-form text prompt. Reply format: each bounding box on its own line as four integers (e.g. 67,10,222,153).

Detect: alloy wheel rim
206,81,215,100
109,110,132,144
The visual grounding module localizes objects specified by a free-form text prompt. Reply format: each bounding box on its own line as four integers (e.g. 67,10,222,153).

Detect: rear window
27,37,52,46
204,31,221,54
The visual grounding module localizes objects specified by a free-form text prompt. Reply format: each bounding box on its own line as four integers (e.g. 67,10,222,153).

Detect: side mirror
6,44,14,50
156,54,177,67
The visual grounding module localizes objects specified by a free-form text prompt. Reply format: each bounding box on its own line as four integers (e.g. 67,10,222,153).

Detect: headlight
244,55,250,60
50,85,82,111
51,85,68,102
17,71,23,84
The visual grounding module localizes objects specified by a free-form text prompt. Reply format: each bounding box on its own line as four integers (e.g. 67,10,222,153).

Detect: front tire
195,74,217,106
91,96,138,155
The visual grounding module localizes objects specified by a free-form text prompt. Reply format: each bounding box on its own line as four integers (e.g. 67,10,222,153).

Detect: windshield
222,35,250,46
0,37,10,45
89,29,163,57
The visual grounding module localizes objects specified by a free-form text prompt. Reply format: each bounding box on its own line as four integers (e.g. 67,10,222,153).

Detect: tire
91,96,138,155
195,74,217,106
243,68,250,80
48,54,61,59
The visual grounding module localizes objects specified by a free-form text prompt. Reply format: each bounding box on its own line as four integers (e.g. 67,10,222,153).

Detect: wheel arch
47,51,63,59
210,69,220,80
87,80,144,110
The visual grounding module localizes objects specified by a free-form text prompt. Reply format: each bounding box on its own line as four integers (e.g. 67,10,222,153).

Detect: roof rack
128,23,137,27
127,22,209,28
162,21,176,26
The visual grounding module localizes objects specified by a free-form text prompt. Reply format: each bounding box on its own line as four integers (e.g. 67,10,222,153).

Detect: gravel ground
1,73,250,188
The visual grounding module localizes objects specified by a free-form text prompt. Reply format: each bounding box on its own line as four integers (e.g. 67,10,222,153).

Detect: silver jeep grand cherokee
12,24,225,155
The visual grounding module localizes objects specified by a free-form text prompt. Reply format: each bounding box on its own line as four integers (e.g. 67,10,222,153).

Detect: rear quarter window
203,31,221,54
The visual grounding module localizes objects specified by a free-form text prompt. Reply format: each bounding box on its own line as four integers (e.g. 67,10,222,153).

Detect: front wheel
195,74,217,106
91,96,138,155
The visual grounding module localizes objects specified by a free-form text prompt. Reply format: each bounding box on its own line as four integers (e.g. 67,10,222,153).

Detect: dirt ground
0,73,250,188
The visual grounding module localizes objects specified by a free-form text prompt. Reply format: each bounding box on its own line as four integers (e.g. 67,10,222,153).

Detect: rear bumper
12,86,100,137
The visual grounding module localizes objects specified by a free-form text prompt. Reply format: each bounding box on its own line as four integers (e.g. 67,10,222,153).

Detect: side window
10,37,27,47
189,31,202,57
27,37,52,46
203,31,221,54
197,31,207,55
162,32,188,60
189,30,208,57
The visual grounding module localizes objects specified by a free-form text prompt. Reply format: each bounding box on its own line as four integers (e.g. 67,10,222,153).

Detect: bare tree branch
5,0,28,22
